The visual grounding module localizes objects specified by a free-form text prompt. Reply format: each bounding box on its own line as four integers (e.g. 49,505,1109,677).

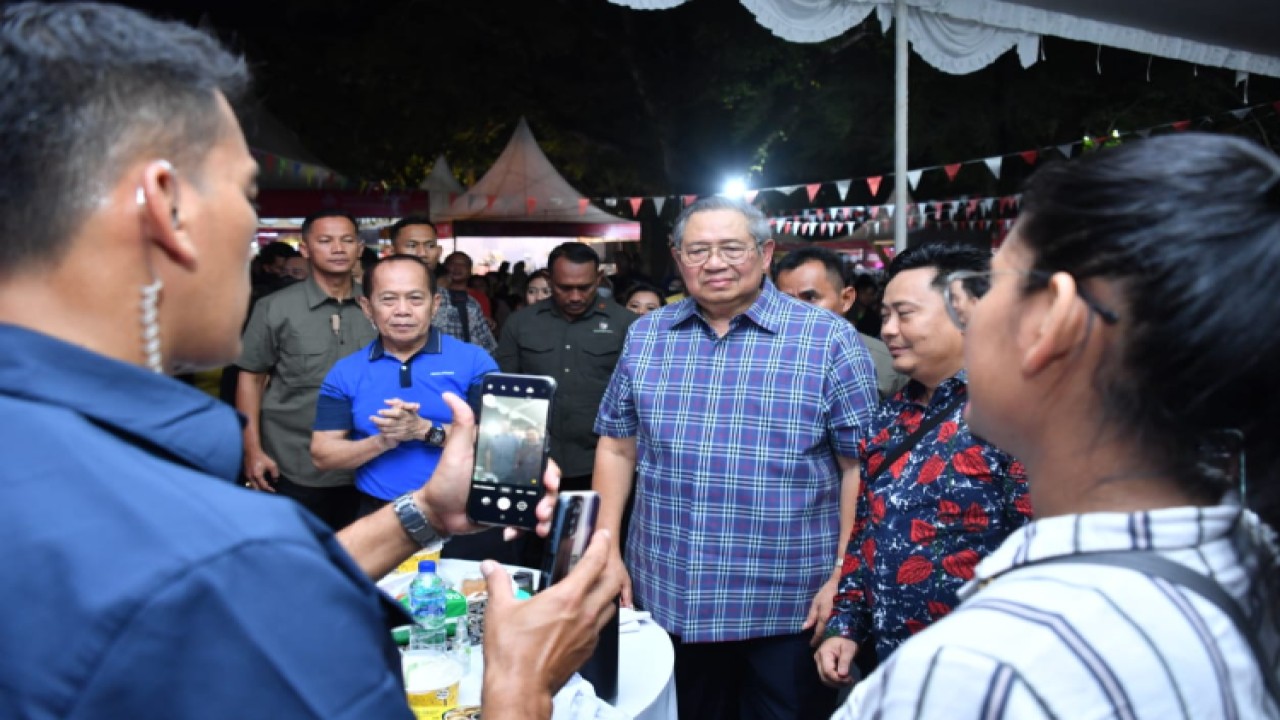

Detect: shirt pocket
277,332,330,388
516,336,557,375
578,335,621,384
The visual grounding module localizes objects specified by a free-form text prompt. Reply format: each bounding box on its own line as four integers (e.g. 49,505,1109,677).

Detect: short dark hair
443,251,472,269
258,242,299,263
363,254,435,298
772,247,848,291
548,242,600,270
622,282,667,307
885,242,991,299
0,2,250,274
301,209,359,239
389,215,436,241
1016,132,1280,521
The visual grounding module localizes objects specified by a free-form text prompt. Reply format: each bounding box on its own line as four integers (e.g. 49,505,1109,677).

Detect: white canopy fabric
419,155,466,219
610,0,1280,77
435,118,639,232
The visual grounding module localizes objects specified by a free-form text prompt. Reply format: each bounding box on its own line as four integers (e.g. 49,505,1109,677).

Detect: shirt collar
671,277,783,334
367,327,443,361
303,273,362,310
900,370,969,408
0,324,243,483
537,293,608,322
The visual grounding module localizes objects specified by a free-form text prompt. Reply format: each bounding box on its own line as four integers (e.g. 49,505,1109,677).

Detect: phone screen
468,374,555,528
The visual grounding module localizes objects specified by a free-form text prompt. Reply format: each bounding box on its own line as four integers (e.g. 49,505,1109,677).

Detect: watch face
427,426,446,446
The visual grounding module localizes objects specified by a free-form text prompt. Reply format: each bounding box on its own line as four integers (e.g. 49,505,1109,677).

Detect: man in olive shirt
237,209,377,530
496,242,636,491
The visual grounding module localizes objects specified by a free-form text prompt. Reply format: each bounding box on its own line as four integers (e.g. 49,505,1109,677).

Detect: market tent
435,118,640,242
419,155,467,219
613,0,1280,250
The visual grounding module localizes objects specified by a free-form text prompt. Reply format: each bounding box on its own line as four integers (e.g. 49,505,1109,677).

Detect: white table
379,559,677,720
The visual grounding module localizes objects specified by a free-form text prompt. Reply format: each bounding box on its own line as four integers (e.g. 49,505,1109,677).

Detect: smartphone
467,373,556,529
539,491,601,591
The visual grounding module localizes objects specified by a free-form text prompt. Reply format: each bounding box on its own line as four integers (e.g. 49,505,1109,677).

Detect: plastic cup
403,651,463,720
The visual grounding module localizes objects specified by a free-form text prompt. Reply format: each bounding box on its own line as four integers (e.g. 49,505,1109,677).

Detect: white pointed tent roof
420,155,466,195
435,118,639,238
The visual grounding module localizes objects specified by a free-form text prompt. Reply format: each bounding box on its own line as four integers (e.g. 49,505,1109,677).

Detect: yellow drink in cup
403,651,463,720
396,548,442,575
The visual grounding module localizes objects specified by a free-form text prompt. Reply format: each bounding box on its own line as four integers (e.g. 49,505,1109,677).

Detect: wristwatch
392,493,448,550
423,422,447,447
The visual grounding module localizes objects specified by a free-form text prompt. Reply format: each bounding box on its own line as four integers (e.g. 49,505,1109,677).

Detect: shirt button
565,345,571,349
401,365,407,370
565,368,571,373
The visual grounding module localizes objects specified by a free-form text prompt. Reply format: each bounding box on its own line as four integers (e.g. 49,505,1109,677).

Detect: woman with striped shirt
835,133,1280,719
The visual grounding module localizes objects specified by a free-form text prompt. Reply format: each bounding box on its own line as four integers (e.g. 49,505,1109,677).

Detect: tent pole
893,0,908,254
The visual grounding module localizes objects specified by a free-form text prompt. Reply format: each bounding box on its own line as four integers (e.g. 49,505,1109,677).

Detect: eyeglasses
942,269,1120,330
673,242,755,267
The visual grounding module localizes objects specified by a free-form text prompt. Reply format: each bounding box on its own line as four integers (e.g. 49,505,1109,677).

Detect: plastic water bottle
407,560,447,651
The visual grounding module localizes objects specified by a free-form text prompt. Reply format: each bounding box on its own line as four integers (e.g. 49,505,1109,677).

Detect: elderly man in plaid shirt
594,196,879,719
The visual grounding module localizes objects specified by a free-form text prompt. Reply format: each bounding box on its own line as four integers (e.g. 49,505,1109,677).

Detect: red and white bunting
578,198,589,216
906,170,922,191
1171,119,1192,132
867,176,883,197
836,180,852,201
526,197,537,214
944,164,962,182
654,197,667,216
983,157,1002,180
682,194,697,207
805,184,822,202
1019,150,1039,166
628,197,644,216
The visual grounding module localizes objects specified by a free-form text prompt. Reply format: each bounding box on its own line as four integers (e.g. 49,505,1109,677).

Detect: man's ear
838,286,856,314
1021,272,1093,377
138,160,197,271
357,295,374,323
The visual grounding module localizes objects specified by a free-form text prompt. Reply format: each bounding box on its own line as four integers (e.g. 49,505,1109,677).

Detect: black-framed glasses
942,269,1120,330
673,242,756,267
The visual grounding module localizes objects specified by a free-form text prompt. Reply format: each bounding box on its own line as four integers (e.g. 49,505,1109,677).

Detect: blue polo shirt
0,324,411,719
315,329,497,500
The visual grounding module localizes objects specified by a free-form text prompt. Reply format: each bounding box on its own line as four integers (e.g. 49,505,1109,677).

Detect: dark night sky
120,0,1280,202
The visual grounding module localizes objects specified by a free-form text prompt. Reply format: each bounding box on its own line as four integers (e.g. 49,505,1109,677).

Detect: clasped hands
369,398,442,450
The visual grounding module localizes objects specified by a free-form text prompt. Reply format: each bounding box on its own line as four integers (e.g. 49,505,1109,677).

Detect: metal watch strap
392,493,447,550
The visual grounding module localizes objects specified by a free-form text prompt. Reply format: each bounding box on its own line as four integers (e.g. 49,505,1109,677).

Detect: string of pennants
767,193,1023,239
600,100,1280,220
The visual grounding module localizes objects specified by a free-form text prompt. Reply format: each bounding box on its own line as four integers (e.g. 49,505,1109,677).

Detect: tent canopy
612,0,1280,77
436,118,640,240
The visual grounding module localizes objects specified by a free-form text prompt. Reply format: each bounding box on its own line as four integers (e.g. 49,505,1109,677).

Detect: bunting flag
1171,120,1192,131
628,197,644,216
654,197,667,216
1136,128,1152,138
776,185,800,196
944,164,962,182
836,180,852,201
485,195,497,211
682,194,697,207
867,176,883,197
805,184,821,202
983,157,1002,180
906,170,923,191
1019,150,1039,166
525,197,538,214
1229,108,1250,120
578,198,589,216
1057,143,1074,158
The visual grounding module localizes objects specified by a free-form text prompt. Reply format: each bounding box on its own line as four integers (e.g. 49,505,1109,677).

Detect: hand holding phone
540,491,601,592
467,373,556,529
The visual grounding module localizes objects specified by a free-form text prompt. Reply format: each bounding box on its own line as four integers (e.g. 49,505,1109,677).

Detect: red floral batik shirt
824,371,1031,660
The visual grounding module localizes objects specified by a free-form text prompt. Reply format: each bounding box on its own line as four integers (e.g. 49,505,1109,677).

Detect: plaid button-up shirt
595,280,878,642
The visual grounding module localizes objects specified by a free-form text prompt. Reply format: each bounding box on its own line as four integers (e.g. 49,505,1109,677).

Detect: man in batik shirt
816,243,1031,687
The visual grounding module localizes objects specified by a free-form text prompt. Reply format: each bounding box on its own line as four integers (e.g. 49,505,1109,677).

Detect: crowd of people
2,3,1278,720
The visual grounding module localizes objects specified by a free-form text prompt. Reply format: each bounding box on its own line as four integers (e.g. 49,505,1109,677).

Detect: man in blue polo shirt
312,255,497,518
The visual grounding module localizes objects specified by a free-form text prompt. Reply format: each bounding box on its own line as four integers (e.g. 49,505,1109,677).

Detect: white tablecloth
379,559,677,720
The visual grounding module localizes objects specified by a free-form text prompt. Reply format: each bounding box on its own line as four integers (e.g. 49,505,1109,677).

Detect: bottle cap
418,560,437,573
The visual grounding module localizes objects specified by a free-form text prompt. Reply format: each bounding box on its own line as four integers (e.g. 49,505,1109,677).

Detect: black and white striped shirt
834,504,1280,719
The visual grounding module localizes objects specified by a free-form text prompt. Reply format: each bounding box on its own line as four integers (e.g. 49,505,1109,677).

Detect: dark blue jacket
0,325,411,719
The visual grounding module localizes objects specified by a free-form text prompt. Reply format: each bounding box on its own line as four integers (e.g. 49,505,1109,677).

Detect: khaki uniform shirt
495,296,636,477
238,276,377,487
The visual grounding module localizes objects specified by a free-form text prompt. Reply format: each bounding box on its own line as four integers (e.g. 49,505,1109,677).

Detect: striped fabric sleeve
834,645,1056,719
593,332,638,439
824,324,878,458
